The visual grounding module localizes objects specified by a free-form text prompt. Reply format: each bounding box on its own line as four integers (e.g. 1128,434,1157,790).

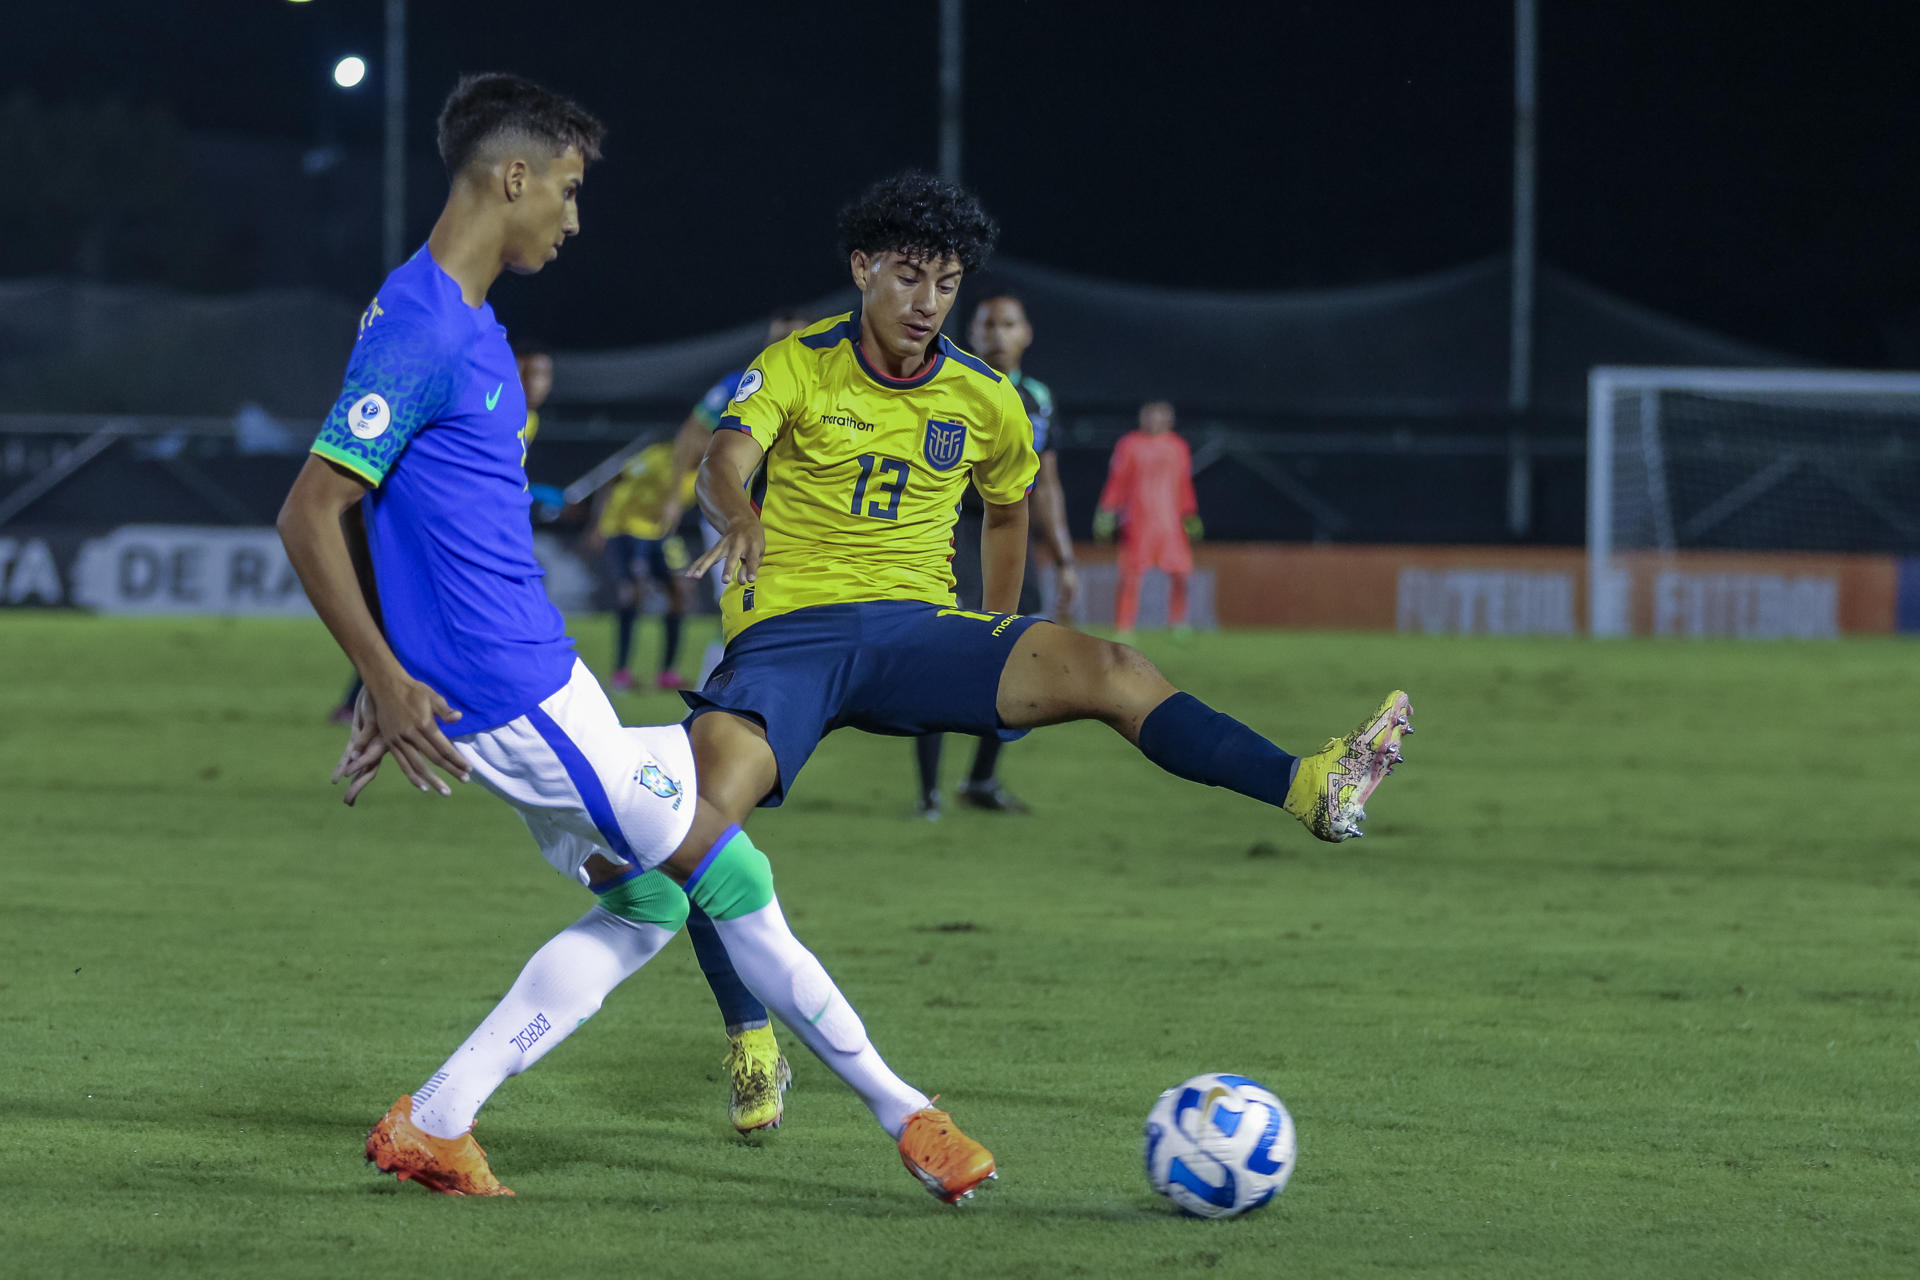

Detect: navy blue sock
1137,692,1297,809
967,734,1003,785
684,901,770,1032
614,607,637,670
661,613,684,671
915,733,943,796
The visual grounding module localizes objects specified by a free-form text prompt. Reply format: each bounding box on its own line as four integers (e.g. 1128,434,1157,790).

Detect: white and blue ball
1143,1072,1296,1219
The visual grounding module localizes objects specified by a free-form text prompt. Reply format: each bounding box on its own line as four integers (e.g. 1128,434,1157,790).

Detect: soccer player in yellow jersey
679,173,1413,1141
592,440,695,691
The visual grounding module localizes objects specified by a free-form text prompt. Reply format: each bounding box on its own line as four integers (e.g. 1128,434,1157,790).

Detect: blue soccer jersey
690,369,748,431
311,247,576,732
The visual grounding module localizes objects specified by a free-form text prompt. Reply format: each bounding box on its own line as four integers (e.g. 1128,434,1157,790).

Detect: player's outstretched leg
683,903,791,1132
995,622,1411,842
367,873,688,1195
675,823,996,1204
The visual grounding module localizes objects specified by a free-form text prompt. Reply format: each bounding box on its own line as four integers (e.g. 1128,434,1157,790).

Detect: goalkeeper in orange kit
1095,400,1201,634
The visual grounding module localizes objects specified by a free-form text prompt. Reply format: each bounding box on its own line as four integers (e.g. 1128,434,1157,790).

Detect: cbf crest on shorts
637,763,684,810
923,418,967,471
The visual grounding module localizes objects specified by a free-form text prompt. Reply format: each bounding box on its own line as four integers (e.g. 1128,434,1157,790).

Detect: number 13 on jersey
850,453,909,520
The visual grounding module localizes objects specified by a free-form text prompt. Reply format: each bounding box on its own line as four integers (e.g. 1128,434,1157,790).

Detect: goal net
1588,367,1920,636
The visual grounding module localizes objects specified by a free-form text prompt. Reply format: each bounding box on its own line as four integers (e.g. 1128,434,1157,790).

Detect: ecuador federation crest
923,418,967,471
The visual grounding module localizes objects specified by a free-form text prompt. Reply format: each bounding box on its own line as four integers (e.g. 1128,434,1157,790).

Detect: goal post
1587,367,1920,636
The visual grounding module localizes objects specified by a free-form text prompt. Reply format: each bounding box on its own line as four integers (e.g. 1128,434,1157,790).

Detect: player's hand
1054,564,1080,620
331,687,386,806
346,673,470,797
686,515,764,586
1183,515,1204,543
1092,509,1117,544
582,528,607,553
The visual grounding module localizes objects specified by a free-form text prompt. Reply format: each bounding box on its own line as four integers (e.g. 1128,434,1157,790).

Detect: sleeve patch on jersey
348,393,393,440
732,368,765,403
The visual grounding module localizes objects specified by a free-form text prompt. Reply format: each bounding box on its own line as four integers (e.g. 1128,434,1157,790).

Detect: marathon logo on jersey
923,418,967,471
348,393,392,440
732,368,765,403
636,763,684,810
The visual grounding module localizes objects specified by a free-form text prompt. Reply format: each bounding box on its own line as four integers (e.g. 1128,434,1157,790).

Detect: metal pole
1507,0,1537,537
382,0,407,268
939,0,963,182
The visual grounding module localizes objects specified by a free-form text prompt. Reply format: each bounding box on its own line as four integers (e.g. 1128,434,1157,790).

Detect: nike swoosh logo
485,382,503,411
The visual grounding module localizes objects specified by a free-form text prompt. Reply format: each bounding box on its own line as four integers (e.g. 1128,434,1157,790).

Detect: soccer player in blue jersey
281,75,988,1205
677,175,1413,1150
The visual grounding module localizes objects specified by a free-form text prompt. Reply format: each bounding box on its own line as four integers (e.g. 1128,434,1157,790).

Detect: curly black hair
837,171,999,274
437,73,605,178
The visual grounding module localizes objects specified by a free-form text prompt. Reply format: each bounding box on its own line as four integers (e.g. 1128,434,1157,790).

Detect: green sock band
684,826,774,921
596,869,690,932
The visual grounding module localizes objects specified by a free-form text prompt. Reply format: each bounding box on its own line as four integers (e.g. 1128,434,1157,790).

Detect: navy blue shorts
680,600,1043,806
606,534,672,584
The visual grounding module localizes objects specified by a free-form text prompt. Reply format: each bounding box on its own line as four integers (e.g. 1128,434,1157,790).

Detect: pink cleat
655,670,689,691
610,668,634,692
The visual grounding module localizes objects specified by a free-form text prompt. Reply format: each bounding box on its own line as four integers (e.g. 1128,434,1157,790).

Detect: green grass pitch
3,614,1916,1279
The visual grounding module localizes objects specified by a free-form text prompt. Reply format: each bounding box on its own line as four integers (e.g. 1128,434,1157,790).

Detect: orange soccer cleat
897,1102,997,1205
365,1096,514,1197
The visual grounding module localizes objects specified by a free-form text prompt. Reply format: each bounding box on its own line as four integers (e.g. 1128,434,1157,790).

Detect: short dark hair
436,73,605,178
970,285,1024,314
837,171,998,274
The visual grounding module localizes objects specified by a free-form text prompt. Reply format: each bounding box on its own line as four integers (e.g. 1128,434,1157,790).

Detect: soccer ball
1143,1073,1296,1218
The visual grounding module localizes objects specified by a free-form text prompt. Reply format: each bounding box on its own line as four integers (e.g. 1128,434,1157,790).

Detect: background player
910,290,1076,818
283,75,991,1206
677,175,1411,1144
589,438,695,691
1094,400,1200,636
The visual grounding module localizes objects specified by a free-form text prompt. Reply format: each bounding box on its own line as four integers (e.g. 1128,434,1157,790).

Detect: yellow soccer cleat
365,1096,514,1197
1284,690,1413,842
725,1025,792,1133
898,1101,997,1205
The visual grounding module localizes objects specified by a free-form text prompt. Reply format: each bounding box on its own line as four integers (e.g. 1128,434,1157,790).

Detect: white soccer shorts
455,659,696,885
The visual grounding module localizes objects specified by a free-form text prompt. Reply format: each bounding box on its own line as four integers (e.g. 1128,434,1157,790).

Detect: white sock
410,905,673,1139
712,896,931,1137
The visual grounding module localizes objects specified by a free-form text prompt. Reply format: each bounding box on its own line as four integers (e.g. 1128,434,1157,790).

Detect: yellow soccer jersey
599,441,696,540
715,313,1038,640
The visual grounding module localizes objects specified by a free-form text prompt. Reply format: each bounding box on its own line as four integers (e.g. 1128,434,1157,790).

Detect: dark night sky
4,1,1918,362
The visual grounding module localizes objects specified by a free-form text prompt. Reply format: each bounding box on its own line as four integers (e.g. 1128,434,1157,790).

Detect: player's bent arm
667,413,709,504
277,455,470,793
687,428,768,584
1033,450,1074,567
979,496,1031,616
278,457,405,690
1032,450,1078,616
339,500,384,629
